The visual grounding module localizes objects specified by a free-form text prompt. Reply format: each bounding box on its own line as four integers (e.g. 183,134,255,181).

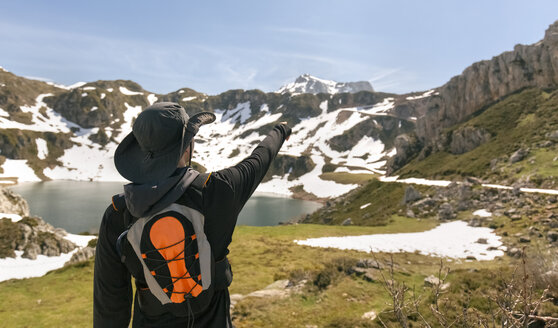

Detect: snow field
295,221,504,261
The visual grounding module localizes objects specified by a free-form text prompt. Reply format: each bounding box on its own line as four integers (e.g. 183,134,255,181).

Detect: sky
0,1,557,95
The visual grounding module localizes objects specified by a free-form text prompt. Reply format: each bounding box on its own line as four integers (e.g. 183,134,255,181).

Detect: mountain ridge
0,71,412,198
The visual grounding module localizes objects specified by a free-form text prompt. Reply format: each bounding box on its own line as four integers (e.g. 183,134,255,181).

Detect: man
94,102,291,327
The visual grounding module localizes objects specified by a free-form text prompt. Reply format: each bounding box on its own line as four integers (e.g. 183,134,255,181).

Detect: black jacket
93,124,291,328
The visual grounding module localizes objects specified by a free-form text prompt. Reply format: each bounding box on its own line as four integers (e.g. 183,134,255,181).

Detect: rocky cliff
416,21,558,141
387,20,558,173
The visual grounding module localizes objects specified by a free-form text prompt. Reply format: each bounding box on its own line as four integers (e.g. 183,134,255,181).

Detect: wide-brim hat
114,102,215,184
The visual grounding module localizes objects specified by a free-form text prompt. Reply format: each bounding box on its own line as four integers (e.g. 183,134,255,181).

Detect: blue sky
1,1,557,95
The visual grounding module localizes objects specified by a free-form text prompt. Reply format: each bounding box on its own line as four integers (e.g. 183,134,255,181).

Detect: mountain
0,69,412,198
277,74,374,95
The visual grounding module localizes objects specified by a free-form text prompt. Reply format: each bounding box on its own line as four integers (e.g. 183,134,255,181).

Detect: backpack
113,171,232,318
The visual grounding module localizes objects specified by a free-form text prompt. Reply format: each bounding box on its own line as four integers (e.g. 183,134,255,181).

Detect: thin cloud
268,26,362,40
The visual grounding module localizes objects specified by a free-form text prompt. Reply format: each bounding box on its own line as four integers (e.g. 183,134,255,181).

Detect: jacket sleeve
93,206,133,328
215,123,291,215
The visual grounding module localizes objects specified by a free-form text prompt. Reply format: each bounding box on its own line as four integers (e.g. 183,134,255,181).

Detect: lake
9,181,322,234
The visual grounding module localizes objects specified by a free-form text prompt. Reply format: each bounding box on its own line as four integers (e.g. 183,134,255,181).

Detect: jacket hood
123,167,199,218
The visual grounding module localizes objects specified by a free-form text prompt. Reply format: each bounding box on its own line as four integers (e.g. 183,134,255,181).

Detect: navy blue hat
114,102,215,184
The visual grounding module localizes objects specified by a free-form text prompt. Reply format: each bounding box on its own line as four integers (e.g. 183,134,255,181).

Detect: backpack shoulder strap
190,172,211,191
111,193,126,212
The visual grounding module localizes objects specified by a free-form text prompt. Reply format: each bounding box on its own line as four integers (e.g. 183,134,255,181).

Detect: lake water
9,181,322,234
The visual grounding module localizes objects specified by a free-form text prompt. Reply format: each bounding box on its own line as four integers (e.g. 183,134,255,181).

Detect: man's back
94,112,291,327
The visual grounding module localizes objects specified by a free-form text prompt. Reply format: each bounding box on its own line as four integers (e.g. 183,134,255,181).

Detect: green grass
319,172,376,185
0,261,94,328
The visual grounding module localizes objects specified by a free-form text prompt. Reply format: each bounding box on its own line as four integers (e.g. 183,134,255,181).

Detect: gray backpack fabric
114,171,232,318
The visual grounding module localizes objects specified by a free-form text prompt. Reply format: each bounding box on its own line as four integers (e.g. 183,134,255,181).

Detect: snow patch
147,94,158,105
100,93,106,99
380,176,452,187
182,96,196,102
0,213,23,222
0,108,9,117
406,89,438,101
0,159,41,182
0,94,81,133
35,138,48,160
473,209,492,217
360,203,371,209
90,106,98,112
82,86,96,91
119,86,143,96
219,102,252,124
295,221,504,260
81,93,88,97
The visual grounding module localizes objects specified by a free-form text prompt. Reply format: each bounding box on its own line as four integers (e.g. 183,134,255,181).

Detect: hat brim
114,132,182,184
114,111,216,184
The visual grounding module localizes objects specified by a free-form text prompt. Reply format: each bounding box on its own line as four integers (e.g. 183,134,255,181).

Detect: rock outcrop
447,126,492,154
0,216,76,259
0,187,30,216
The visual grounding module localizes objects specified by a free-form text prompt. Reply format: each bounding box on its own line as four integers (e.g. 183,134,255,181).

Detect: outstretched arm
216,123,291,215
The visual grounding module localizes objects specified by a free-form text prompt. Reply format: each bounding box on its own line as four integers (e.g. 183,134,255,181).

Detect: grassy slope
398,88,558,183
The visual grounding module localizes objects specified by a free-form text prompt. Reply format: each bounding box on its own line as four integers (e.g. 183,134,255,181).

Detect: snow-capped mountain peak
277,74,374,95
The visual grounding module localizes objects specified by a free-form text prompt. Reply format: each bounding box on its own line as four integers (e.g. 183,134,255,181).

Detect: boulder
361,310,377,321
402,186,422,204
547,231,558,242
22,243,41,260
356,259,383,269
547,130,558,141
438,203,455,221
352,267,378,282
510,148,529,164
65,246,96,265
412,197,436,210
507,247,522,258
342,218,353,226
